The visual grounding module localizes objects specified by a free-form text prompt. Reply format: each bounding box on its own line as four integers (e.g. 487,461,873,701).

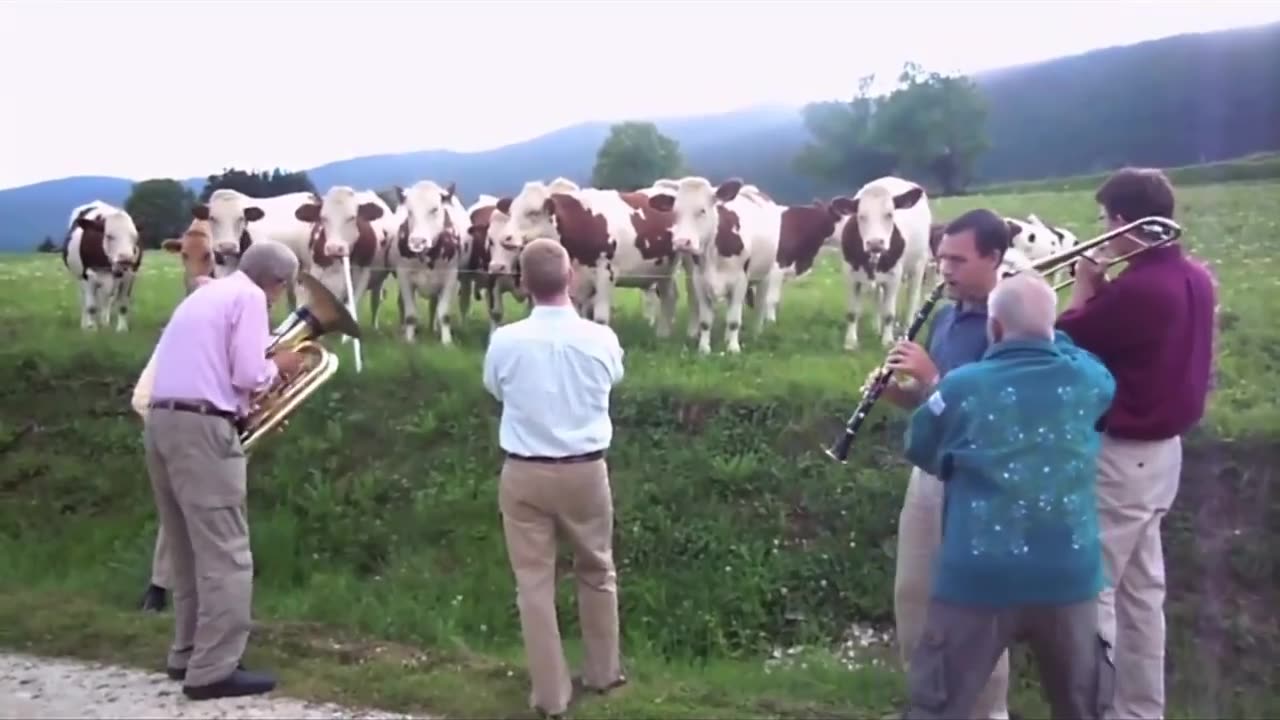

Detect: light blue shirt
482,304,625,457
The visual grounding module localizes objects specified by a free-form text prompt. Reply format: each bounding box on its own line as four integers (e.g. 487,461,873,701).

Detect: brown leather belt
505,449,606,464
149,398,240,427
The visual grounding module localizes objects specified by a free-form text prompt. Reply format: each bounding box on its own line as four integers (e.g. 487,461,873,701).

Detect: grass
1,177,1277,718
974,151,1280,196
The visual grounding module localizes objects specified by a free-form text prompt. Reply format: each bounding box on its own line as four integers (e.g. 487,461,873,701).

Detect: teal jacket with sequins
904,330,1116,607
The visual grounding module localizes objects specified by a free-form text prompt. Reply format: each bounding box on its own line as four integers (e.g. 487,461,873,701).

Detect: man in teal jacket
901,272,1118,720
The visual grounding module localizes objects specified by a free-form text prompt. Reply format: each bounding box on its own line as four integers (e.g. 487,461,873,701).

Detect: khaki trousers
498,457,623,716
895,467,1010,719
143,407,254,688
1094,434,1182,720
151,524,171,588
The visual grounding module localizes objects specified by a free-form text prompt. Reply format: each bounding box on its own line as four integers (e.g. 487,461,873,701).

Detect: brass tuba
239,272,362,451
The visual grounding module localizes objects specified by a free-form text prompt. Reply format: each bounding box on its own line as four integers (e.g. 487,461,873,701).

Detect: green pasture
0,178,1276,718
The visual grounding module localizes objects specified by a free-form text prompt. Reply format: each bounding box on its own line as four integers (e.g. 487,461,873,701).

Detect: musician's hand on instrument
885,341,939,387
1073,255,1107,286
272,350,305,376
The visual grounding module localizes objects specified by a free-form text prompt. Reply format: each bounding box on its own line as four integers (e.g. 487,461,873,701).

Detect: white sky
1,0,1278,190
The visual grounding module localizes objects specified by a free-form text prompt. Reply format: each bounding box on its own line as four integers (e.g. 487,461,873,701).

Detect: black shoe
183,668,276,700
167,660,246,681
139,584,168,612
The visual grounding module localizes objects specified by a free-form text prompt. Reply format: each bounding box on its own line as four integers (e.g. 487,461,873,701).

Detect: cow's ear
893,185,924,209
192,204,210,221
75,216,103,232
495,197,513,215
648,194,675,212
1006,219,1022,239
294,203,321,223
830,197,858,216
357,202,384,222
244,206,266,222
715,178,744,202
162,238,183,253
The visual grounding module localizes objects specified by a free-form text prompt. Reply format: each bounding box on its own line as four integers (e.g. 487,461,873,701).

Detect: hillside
1,20,1277,251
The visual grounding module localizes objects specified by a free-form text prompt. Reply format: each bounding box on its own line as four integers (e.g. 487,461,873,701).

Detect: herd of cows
59,174,1079,354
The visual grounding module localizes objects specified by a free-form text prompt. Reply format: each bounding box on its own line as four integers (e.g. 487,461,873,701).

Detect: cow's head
310,186,384,259
398,180,458,255
646,176,743,256
829,183,925,265
161,218,215,293
546,177,580,193
486,204,523,275
504,180,576,249
1005,216,1059,262
79,209,141,276
192,189,267,258
1028,213,1076,249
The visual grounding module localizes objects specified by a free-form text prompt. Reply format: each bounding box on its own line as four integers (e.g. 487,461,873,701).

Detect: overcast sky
1,0,1278,190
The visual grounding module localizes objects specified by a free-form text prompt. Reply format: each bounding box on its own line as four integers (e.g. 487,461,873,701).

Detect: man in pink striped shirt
143,240,304,701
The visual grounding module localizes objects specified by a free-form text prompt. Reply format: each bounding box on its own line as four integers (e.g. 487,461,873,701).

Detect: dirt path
0,652,433,719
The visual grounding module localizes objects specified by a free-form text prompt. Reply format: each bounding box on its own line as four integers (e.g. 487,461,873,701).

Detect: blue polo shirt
903,331,1116,607
926,301,991,378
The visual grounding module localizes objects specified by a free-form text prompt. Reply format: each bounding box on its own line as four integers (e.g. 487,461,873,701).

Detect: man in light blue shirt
901,272,1117,720
482,238,627,719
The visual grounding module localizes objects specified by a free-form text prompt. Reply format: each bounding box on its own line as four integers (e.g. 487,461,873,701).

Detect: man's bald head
987,271,1058,343
519,237,571,304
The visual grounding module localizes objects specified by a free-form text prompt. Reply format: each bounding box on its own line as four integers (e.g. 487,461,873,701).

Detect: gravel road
0,652,433,719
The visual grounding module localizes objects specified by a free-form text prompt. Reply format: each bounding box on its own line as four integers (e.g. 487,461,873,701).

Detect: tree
793,63,989,195
591,121,685,191
125,179,198,249
870,63,989,194
198,167,318,203
375,188,399,212
36,236,58,253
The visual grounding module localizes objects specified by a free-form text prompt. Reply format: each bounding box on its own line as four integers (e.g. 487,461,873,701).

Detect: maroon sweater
1056,243,1217,441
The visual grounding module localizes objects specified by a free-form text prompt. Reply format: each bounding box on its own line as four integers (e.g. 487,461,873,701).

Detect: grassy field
1,177,1277,718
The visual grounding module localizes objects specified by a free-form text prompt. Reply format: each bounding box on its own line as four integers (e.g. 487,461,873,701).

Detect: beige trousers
1095,434,1182,720
144,408,254,688
151,524,171,588
895,466,1010,720
498,457,624,716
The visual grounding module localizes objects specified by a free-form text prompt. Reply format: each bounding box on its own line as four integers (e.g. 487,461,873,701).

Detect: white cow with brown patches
191,188,320,308
387,180,470,345
496,180,682,337
300,186,393,313
646,176,785,355
61,200,144,331
828,176,933,351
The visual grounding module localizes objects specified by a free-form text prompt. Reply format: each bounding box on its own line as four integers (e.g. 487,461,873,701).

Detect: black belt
505,449,605,464
149,398,240,428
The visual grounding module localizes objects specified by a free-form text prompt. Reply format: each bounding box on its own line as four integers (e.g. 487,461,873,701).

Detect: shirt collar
982,334,1060,360
955,298,989,317
530,303,578,319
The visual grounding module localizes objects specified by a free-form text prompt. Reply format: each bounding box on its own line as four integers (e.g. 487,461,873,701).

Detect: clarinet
822,280,947,463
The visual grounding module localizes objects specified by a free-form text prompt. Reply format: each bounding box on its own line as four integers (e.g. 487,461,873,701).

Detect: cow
646,176,786,355
161,218,216,295
462,194,531,333
828,176,933,351
1005,214,1080,283
386,180,470,344
191,188,320,308
300,186,394,322
61,201,144,331
496,180,682,337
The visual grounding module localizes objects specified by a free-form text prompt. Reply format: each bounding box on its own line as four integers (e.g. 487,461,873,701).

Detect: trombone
821,215,1182,464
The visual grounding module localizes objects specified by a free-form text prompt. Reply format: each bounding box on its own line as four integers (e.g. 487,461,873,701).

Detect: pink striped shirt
148,270,279,417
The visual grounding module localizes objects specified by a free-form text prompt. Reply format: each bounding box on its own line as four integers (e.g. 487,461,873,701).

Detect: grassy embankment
1,175,1277,718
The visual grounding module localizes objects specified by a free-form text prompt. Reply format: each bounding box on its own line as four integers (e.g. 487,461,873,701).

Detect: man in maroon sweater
1056,167,1217,720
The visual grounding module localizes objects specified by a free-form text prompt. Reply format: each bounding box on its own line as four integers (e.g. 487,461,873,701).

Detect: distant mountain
3,20,1277,252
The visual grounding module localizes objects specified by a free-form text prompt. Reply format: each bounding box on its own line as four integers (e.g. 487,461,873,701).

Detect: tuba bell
239,272,362,451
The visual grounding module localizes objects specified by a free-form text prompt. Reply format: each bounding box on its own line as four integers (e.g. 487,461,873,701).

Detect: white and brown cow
828,176,933,351
496,180,682,337
300,186,392,314
646,177,786,354
191,188,320,307
386,180,470,344
61,201,144,331
463,194,537,333
161,217,216,295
